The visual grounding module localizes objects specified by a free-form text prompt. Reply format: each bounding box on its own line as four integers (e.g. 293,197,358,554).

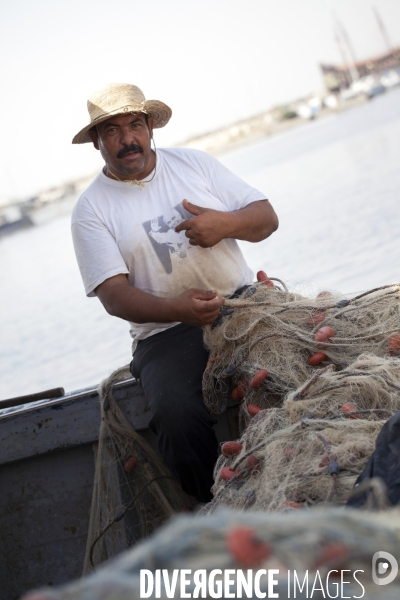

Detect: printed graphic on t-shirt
142,204,193,274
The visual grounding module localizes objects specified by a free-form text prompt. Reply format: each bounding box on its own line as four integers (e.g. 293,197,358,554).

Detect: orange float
308,311,326,326
220,466,240,481
317,291,333,301
221,441,243,458
124,456,138,472
388,333,400,356
231,380,247,401
250,369,268,388
281,500,302,510
227,526,271,566
341,403,361,419
314,326,335,342
308,352,327,366
246,455,259,471
247,404,263,417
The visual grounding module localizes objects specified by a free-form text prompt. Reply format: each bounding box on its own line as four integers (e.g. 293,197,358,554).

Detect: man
71,83,278,502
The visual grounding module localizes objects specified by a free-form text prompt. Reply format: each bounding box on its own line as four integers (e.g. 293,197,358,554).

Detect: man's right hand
95,275,225,327
170,288,225,327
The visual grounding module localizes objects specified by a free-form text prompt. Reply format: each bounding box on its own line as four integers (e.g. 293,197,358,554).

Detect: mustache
117,144,143,159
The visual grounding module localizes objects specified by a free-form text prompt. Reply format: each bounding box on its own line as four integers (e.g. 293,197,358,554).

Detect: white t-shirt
71,147,266,343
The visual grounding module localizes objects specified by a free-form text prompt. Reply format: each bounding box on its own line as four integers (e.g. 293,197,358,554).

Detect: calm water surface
1,88,399,400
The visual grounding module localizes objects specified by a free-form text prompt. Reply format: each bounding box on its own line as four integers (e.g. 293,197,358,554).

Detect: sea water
1,87,399,400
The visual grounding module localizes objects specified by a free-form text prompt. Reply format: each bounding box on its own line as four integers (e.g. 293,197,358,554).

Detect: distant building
320,47,400,92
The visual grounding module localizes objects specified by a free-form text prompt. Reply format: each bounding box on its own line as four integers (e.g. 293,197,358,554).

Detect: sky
0,0,399,203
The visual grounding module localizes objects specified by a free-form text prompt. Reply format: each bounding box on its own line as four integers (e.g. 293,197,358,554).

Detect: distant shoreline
178,94,368,157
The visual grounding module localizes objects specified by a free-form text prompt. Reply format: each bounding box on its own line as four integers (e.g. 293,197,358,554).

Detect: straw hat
72,83,172,144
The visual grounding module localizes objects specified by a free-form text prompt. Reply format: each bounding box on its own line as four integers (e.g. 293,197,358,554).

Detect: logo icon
372,551,398,585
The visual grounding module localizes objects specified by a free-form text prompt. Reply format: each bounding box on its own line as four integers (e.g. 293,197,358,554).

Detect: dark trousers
130,323,218,503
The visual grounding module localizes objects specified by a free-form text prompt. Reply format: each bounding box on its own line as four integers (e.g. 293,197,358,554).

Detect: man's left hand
175,199,227,248
175,198,279,248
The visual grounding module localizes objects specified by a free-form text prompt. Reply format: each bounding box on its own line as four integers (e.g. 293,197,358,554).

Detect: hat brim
72,99,172,144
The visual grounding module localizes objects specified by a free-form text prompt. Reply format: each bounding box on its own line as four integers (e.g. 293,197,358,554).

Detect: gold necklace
106,157,157,189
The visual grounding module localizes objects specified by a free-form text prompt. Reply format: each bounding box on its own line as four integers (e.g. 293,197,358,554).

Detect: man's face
90,112,154,180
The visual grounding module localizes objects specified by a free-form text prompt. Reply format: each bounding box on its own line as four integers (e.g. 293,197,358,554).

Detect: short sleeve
194,151,267,211
71,198,129,297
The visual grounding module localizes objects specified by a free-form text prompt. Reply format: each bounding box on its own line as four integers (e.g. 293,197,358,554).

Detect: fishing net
208,354,400,512
23,507,400,600
83,366,195,575
203,280,400,417
82,279,400,575
202,279,400,511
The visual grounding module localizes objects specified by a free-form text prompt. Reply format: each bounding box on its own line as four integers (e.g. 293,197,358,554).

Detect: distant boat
380,69,400,89
343,75,386,101
0,205,33,236
28,192,79,226
362,76,386,99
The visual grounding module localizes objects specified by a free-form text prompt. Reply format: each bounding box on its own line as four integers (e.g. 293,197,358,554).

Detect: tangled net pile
82,279,400,572
83,366,194,574
27,508,400,600
202,278,400,511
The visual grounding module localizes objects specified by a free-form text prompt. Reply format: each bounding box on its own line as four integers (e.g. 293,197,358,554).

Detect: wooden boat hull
0,379,239,600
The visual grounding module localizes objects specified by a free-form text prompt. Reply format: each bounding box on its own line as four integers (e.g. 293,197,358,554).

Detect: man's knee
149,392,209,434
